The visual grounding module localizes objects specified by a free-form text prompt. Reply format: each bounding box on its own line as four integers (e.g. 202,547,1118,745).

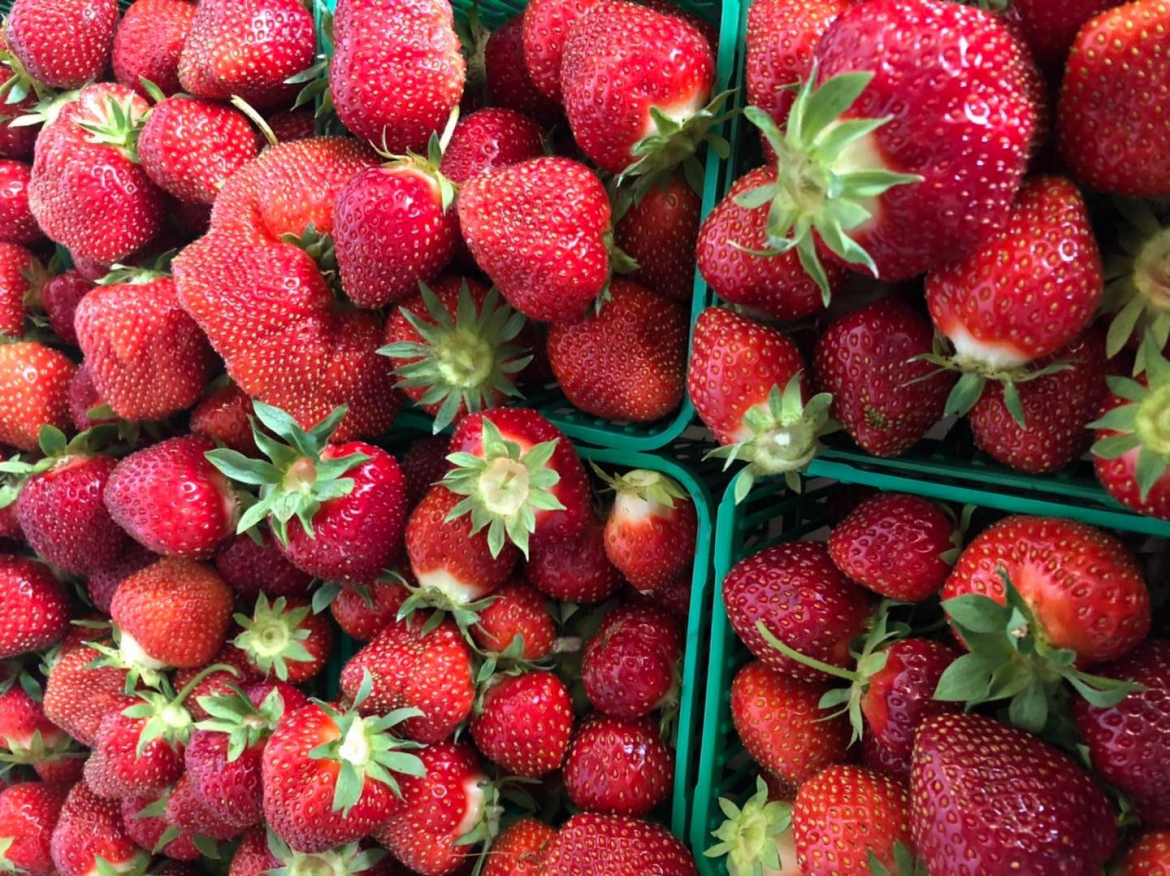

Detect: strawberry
543,813,695,875
231,827,399,876
49,780,149,876
112,0,196,98
329,0,465,152
1121,830,1170,875
0,683,80,780
265,110,317,144
215,531,313,601
326,577,408,643
827,493,957,602
28,84,165,264
0,782,66,876
178,0,315,109
0,34,41,162
723,542,872,681
86,543,153,614
470,670,573,778
5,0,117,89
457,157,616,324
689,308,831,497
0,556,68,658
925,177,1103,418
547,280,688,424
911,714,1118,875
0,342,75,453
484,18,562,126
340,615,475,744
0,160,40,245
614,174,702,302
379,277,531,433
1004,0,1123,75
138,97,260,206
40,270,92,347
471,580,555,661
482,818,556,876
706,777,799,876
261,692,425,854
105,435,238,558
191,383,258,455
371,741,487,876
730,660,850,788
120,789,203,861
520,0,603,102
172,645,263,721
793,765,911,874
42,644,129,747
439,108,545,185
563,714,673,818
1059,1,1170,196
0,242,41,337
526,515,624,603
969,325,1108,473
582,604,680,721
233,594,332,684
742,0,1036,297
1073,639,1170,827
813,298,954,458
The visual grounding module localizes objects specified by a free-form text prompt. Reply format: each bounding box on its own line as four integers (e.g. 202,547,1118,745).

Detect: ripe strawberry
120,789,203,861
0,342,75,452
471,580,555,660
0,242,40,337
563,714,673,818
105,435,238,557
42,643,129,747
547,280,687,424
614,174,702,302
340,616,475,744
440,108,545,185
689,308,830,496
543,813,695,875
1073,639,1170,827
215,531,313,601
191,382,258,455
1121,829,1170,875
1005,0,1123,75
49,780,150,876
112,0,196,97
0,683,80,779
329,0,465,152
1059,1,1170,196
28,84,165,264
138,97,260,205
484,17,563,125
178,0,315,109
731,660,850,787
261,697,425,854
793,765,911,874
583,604,680,721
372,741,487,876
402,433,452,508
521,0,603,102
457,157,615,324
85,686,193,799
40,270,92,347
483,818,556,876
526,515,624,603
329,577,409,642
0,782,66,876
0,160,40,246
0,556,69,659
232,594,332,684
470,670,573,778
828,493,957,601
5,0,117,88
911,714,1118,875
723,542,872,681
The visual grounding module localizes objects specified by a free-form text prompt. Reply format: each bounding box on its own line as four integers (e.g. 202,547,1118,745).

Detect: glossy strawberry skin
0,160,41,245
602,475,697,592
582,605,681,721
440,108,546,185
484,17,563,125
542,813,695,875
612,174,700,303
1120,829,1170,874
112,0,197,97
49,780,149,876
521,0,604,102
563,714,674,818
84,704,185,799
471,580,555,660
470,671,574,778
5,0,118,88
0,782,67,876
0,556,70,658
329,578,409,642
527,515,625,603
0,343,76,453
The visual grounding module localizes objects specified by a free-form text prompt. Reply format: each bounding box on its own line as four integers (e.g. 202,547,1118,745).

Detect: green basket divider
691,465,1170,875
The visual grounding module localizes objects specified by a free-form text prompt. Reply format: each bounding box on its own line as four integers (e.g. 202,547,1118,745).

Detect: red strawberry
1121,829,1170,875
233,594,332,684
484,17,563,125
329,0,465,152
105,435,238,558
688,308,830,496
563,714,673,818
614,174,702,302
28,84,165,264
120,789,202,861
84,689,189,799
191,383,258,455
482,818,556,876
330,577,409,642
583,604,681,721
40,270,92,347
520,0,603,102
793,765,911,874
0,35,40,162
0,683,80,779
457,157,614,323
547,280,688,423
0,556,68,658
0,342,75,453
49,780,149,876
0,160,40,245
0,242,41,337
340,615,475,744
911,713,1118,875
138,97,260,205
1005,0,1123,75
5,0,117,88
42,644,129,747
402,433,452,508
1073,639,1170,827
526,515,624,603
86,543,153,614
215,531,313,601
813,298,954,458
112,0,196,97
0,782,66,876
439,108,545,185
828,493,957,602
371,741,486,876
470,670,573,778
543,813,695,875
471,580,555,660
1059,1,1170,196
178,0,315,109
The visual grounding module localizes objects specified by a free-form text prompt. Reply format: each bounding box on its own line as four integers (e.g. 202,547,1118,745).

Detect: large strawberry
563,714,674,818
329,0,465,152
582,604,681,721
112,0,196,97
0,342,74,452
49,780,149,876
911,714,1118,875
5,0,117,88
0,682,82,782
543,813,696,875
0,555,69,658
470,670,574,779
1059,1,1170,196
233,594,332,684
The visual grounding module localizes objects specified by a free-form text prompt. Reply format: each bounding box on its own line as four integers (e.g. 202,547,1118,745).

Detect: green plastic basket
691,467,1170,876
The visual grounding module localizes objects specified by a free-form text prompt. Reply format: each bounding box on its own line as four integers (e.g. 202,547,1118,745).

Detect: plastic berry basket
324,436,727,846
314,0,738,452
690,467,1170,876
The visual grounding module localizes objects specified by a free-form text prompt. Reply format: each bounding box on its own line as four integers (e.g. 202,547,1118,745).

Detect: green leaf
1008,680,1049,733
942,593,1010,634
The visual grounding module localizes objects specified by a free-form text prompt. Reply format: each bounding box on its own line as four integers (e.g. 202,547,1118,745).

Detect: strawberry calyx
706,372,836,503
95,251,175,287
935,569,1140,745
308,671,426,816
281,222,341,294
0,725,83,775
232,594,316,683
705,776,793,876
868,843,928,876
378,282,532,434
0,38,55,111
0,423,117,508
441,419,566,558
76,93,149,164
590,464,687,513
1104,199,1170,376
266,830,389,876
123,662,243,756
195,683,290,761
739,67,921,304
205,402,372,545
398,580,499,644
372,110,460,212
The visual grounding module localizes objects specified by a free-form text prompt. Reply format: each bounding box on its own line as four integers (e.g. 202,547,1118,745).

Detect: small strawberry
120,788,203,861
0,782,66,876
563,714,673,818
0,242,42,337
0,159,40,245
471,580,555,661
543,813,695,875
614,174,702,303
39,270,92,347
232,594,332,685
191,382,258,455
86,543,153,615
482,818,556,876
112,0,196,97
42,643,130,747
526,515,624,603
214,530,313,601
0,556,69,659
0,342,75,452
547,280,688,424
328,578,409,643
0,683,82,782
402,434,453,508
1006,0,1122,75
484,17,562,125
49,780,150,876
582,604,681,721
470,670,573,778
5,0,118,89
911,714,1118,875
265,110,317,144
1121,829,1170,875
